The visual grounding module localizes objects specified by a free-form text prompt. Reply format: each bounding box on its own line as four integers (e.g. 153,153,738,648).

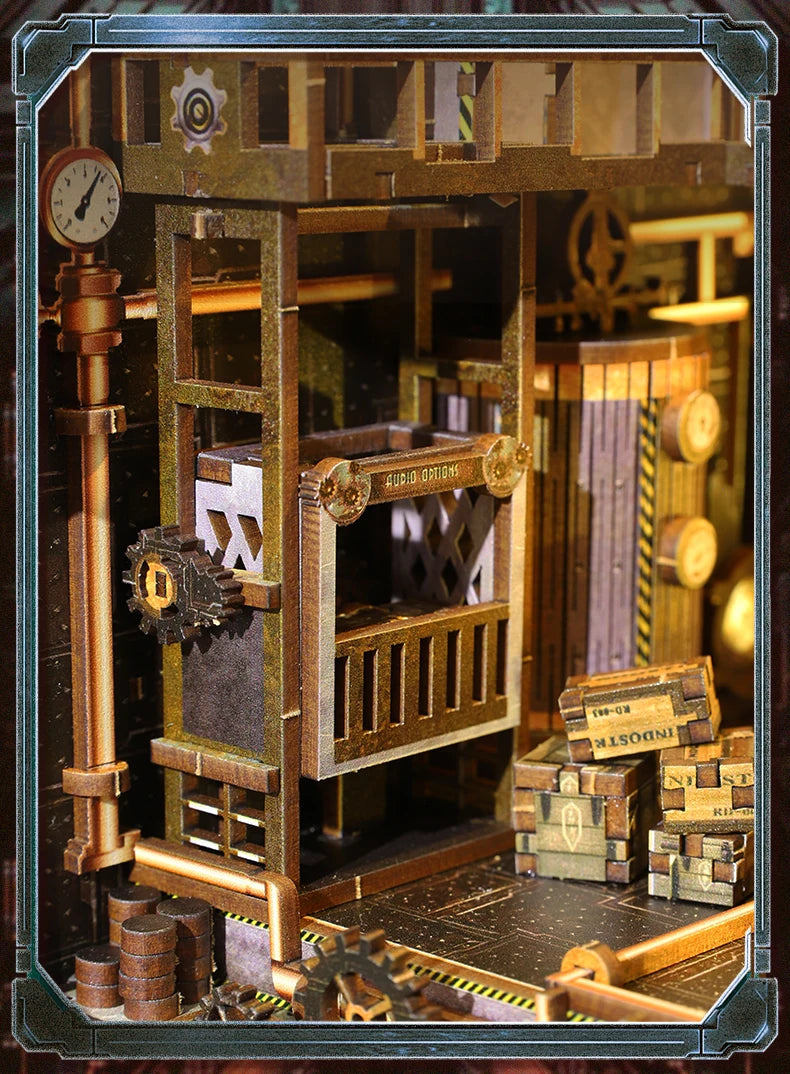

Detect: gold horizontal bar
630,211,753,244
648,296,750,325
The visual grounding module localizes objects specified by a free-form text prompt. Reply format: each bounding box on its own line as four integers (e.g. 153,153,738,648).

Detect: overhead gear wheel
124,525,243,645
170,66,228,154
291,927,435,1022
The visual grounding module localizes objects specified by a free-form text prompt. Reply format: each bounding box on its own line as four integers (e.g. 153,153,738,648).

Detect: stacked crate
513,656,752,900
557,657,721,763
512,736,657,883
648,727,754,906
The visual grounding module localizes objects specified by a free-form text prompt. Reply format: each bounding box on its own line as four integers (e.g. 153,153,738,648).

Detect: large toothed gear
291,927,434,1022
124,525,243,645
170,66,228,154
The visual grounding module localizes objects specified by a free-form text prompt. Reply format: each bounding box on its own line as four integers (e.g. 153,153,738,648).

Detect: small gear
291,927,434,1022
196,982,279,1021
170,66,228,154
124,525,243,645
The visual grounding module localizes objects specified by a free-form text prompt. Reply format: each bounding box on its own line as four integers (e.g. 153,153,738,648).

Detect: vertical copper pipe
70,59,91,148
59,237,135,872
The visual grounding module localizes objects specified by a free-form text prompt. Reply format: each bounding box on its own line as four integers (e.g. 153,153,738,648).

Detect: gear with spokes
124,525,244,645
291,927,434,1022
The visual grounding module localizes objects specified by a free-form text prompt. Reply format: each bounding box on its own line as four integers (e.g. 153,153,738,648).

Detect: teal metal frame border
13,12,778,1059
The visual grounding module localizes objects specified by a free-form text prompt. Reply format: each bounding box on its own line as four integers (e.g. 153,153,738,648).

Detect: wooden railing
332,601,510,766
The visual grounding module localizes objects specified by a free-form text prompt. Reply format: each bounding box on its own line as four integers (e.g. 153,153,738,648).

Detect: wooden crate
512,735,658,883
660,727,754,834
558,656,721,762
648,823,753,906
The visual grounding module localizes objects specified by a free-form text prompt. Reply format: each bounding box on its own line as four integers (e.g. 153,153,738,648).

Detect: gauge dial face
41,147,122,250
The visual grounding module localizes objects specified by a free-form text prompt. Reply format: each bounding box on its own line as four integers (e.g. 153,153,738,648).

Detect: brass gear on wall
124,525,244,645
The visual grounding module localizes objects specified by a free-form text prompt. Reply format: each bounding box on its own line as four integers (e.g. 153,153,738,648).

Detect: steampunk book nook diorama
14,12,776,1060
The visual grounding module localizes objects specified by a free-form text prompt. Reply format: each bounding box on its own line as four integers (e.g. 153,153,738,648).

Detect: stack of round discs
119,914,179,1021
107,884,161,947
156,897,213,1005
74,944,121,1009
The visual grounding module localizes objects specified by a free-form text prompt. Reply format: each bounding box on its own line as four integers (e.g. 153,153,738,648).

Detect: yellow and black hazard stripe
223,912,595,1021
459,61,474,142
636,397,658,665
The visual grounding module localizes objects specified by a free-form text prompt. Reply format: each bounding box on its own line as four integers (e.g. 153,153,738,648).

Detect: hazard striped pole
635,398,658,665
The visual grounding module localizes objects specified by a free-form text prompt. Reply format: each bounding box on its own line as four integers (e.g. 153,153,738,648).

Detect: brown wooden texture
559,656,721,761
120,914,178,956
74,945,121,986
513,734,655,796
299,425,527,778
108,884,162,921
660,728,754,834
75,980,122,1009
119,949,178,979
123,992,180,1021
151,738,279,795
118,971,177,1001
512,735,655,883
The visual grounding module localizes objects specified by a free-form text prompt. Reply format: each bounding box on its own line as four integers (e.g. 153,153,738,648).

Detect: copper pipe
132,841,303,968
70,60,91,147
554,976,706,1023
58,254,135,874
41,270,454,327
271,962,304,1002
614,900,753,982
119,269,453,323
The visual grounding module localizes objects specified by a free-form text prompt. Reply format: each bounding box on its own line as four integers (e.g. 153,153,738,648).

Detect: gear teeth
299,955,319,974
125,527,244,643
381,947,408,973
333,927,360,954
358,929,386,957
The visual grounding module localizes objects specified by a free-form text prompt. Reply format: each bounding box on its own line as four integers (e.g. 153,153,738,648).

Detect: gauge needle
74,172,101,222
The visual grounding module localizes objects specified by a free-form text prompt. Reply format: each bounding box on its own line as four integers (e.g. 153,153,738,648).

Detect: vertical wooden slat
565,398,590,689
288,60,326,200
240,62,259,149
459,624,475,711
397,60,426,159
402,636,420,725
345,651,364,740
636,63,661,157
500,195,536,753
258,204,300,882
300,493,336,781
376,644,391,733
432,630,448,724
553,63,580,151
415,229,433,356
156,205,190,746
474,61,502,162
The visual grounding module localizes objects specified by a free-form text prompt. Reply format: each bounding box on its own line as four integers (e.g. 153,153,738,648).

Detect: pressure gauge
661,390,721,464
40,146,122,250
